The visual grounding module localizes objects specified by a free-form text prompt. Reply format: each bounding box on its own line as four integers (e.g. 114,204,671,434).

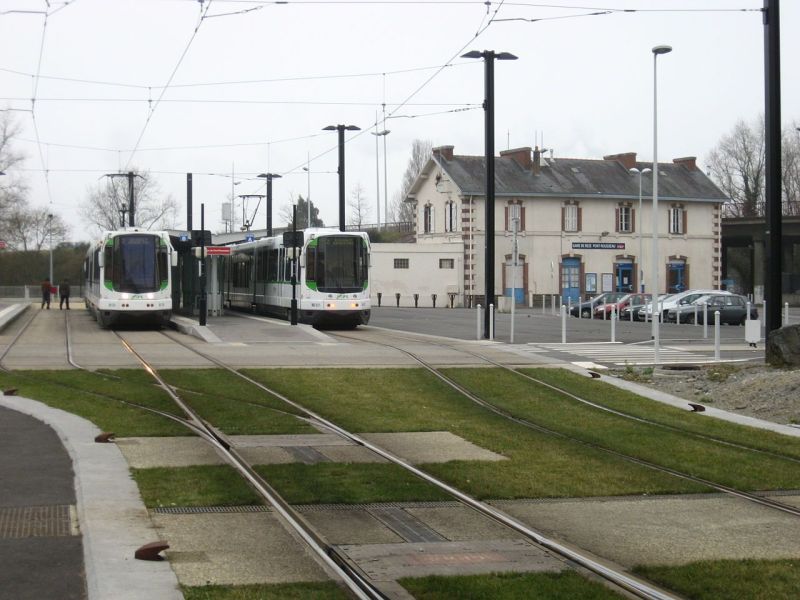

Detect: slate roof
431,154,728,203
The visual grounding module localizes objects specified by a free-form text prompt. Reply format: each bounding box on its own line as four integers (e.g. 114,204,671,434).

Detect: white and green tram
83,229,176,328
222,228,370,327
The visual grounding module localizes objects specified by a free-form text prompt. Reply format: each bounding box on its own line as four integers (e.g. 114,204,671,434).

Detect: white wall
371,242,464,307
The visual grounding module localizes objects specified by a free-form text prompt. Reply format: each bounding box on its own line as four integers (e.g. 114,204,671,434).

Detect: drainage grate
0,505,76,539
153,505,271,515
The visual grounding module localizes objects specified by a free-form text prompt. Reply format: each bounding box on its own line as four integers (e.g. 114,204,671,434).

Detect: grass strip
399,571,624,599
633,558,800,600
132,466,263,507
0,369,187,436
524,367,800,460
158,369,307,417
183,582,348,600
254,463,452,504
445,367,800,492
243,368,705,499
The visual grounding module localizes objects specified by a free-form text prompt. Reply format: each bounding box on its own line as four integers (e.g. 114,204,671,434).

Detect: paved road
367,306,775,367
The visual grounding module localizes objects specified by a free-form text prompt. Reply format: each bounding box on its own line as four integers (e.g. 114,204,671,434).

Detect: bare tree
707,117,765,217
390,139,432,223
0,111,28,231
348,183,371,229
278,194,325,229
79,169,178,235
783,121,800,216
3,207,68,251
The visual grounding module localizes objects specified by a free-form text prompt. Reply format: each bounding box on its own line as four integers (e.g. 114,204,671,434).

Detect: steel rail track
361,328,800,466
328,329,800,520
0,307,38,372
113,331,386,600
64,309,84,370
159,329,681,600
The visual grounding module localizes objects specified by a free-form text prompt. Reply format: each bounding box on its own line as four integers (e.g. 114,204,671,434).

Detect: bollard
693,302,699,326
714,310,721,361
489,303,495,340
448,292,456,308
552,295,557,316
377,292,382,307
476,304,482,340
611,308,616,343
413,293,419,308
431,294,437,308
542,295,546,314
395,292,401,307
568,298,572,319
786,302,790,326
702,302,708,339
602,300,607,321
561,304,566,343
746,302,751,321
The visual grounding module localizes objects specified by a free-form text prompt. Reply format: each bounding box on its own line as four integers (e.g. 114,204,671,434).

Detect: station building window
439,258,454,269
394,258,409,269
616,204,634,233
669,205,687,234
562,202,581,232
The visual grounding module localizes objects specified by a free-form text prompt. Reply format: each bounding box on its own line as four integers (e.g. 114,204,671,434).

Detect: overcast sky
1,0,798,242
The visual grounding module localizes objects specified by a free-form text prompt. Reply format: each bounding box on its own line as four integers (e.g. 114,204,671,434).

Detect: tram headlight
146,293,154,300
121,293,130,300
351,303,359,308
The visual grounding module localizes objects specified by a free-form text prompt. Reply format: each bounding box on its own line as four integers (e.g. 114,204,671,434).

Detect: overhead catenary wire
122,0,214,171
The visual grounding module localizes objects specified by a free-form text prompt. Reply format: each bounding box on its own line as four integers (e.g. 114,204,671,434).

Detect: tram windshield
104,234,169,293
307,235,368,293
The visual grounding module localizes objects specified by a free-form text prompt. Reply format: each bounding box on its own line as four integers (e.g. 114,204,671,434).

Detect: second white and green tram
222,228,371,328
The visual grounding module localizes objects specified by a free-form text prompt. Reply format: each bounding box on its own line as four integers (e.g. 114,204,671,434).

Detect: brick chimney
500,146,532,169
603,152,637,170
532,146,542,175
673,156,698,171
432,145,454,161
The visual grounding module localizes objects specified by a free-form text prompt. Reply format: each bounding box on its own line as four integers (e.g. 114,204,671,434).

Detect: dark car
667,293,757,325
569,292,627,318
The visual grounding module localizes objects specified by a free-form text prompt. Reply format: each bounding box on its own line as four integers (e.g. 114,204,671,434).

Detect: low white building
370,242,462,307
403,145,728,307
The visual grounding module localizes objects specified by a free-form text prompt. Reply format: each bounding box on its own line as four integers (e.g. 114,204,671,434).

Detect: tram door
615,263,634,293
561,258,581,304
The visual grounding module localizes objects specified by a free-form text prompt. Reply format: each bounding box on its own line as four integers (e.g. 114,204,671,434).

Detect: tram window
256,248,268,282
93,249,101,283
267,249,278,281
306,247,316,282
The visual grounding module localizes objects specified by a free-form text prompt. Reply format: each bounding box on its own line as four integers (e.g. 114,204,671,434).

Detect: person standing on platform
59,279,71,310
41,277,51,309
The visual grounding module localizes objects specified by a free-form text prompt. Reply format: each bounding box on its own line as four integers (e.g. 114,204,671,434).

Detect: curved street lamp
651,44,672,363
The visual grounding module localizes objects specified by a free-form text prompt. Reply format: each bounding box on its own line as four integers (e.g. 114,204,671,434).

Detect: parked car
667,293,757,325
640,289,732,322
569,292,627,318
594,293,651,319
634,294,674,321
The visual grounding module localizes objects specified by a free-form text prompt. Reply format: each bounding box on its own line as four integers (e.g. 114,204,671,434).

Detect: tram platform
0,394,182,600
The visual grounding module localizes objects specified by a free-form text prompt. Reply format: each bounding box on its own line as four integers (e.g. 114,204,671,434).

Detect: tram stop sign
283,231,304,248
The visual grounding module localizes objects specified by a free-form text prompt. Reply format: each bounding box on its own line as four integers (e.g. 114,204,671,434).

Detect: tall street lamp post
47,213,53,284
257,173,281,236
304,153,311,228
324,124,360,232
651,44,672,363
371,126,390,230
629,167,652,293
461,49,518,339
